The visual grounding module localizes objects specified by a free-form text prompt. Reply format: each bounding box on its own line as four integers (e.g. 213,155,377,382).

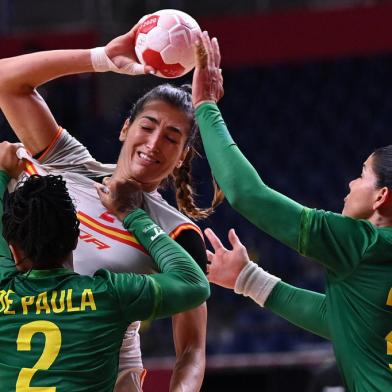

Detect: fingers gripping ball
135,9,202,78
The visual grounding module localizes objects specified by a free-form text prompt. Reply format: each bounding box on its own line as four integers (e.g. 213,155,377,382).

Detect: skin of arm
0,26,148,156
170,230,208,392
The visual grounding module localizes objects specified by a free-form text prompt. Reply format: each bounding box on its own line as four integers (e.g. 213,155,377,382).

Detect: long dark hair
127,83,224,220
3,175,79,268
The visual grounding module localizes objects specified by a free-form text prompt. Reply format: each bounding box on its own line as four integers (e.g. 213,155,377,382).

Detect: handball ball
135,9,202,78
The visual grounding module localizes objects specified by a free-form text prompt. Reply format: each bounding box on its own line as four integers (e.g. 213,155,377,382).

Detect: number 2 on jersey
16,320,61,391
386,288,392,369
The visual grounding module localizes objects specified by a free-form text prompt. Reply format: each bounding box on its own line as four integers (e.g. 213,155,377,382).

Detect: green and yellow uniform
0,171,209,392
196,103,392,392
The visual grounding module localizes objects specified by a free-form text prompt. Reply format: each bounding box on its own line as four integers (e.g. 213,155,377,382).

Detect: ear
373,186,390,210
9,243,21,263
119,119,131,142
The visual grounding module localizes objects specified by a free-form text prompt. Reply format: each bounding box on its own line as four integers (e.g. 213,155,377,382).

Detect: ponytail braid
172,147,224,220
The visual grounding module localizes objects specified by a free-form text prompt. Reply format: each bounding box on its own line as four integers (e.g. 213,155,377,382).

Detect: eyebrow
141,116,182,135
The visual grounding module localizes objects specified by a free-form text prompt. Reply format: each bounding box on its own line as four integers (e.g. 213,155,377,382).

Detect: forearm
0,171,11,259
170,305,207,392
265,281,330,339
123,210,210,318
196,103,304,250
0,50,93,93
170,349,205,392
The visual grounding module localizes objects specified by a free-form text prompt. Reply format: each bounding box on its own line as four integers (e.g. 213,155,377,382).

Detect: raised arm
0,25,153,155
192,33,304,251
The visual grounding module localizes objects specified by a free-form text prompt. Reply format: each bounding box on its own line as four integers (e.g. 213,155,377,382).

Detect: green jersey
196,102,392,392
0,171,209,392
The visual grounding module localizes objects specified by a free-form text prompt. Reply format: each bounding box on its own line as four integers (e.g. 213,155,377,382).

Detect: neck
368,212,392,228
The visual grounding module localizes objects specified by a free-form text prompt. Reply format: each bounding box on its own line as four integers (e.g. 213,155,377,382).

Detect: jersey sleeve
299,208,381,276
265,281,330,339
196,103,305,251
174,229,208,273
35,128,95,170
108,209,210,323
0,171,17,279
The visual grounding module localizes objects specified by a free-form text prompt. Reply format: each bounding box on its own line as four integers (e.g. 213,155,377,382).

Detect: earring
176,161,183,168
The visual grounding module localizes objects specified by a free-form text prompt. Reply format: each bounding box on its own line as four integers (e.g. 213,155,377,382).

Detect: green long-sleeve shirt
0,171,209,391
196,102,392,392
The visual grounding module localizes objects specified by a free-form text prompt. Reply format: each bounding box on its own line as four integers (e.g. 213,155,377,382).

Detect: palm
205,228,250,290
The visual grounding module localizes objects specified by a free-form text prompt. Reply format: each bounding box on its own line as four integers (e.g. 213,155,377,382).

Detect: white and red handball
135,9,202,78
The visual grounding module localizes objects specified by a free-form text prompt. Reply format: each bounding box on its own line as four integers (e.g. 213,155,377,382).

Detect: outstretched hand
205,228,250,289
192,31,224,107
0,142,26,179
96,177,143,222
104,22,156,76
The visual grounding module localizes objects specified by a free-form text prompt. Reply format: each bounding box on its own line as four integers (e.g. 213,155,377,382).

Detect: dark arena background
2,1,392,390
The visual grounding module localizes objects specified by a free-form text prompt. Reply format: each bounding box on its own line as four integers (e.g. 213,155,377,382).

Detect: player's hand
96,177,143,222
0,141,26,178
205,228,250,289
104,22,156,76
192,31,224,108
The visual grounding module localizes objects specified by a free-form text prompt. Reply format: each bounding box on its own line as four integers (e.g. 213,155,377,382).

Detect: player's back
0,266,141,392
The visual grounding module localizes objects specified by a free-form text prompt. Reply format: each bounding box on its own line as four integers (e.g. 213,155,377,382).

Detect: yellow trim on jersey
77,211,147,252
170,223,203,240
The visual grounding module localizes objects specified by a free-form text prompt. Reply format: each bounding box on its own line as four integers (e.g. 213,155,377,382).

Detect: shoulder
143,191,202,238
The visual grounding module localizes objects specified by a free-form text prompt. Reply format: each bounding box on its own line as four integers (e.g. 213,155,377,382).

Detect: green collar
23,268,74,278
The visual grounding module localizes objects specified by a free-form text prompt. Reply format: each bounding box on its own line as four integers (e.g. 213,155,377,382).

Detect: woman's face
117,100,191,191
342,154,380,219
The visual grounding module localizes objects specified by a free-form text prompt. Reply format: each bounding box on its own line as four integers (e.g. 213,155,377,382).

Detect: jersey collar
23,268,75,278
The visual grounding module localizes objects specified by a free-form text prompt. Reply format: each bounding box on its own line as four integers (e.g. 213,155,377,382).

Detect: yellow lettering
0,290,6,312
81,289,97,311
66,289,80,312
35,292,50,315
4,290,15,315
51,290,65,314
387,288,392,306
21,296,35,315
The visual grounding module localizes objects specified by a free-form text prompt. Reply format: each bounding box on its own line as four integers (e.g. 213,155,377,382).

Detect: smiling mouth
138,152,159,163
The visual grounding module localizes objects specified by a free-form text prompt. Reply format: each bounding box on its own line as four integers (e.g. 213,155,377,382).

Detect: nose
146,131,162,152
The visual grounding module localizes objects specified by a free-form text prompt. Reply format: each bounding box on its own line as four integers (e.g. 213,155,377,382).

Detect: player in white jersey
0,25,223,391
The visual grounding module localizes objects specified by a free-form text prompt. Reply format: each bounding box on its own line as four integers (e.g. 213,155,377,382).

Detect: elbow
193,279,210,305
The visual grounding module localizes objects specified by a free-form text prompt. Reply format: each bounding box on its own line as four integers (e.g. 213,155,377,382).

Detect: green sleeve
299,208,382,276
0,171,17,278
196,103,305,251
116,209,210,321
265,281,330,339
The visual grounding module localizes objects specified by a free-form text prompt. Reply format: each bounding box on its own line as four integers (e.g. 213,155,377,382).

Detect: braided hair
128,83,224,220
3,175,79,268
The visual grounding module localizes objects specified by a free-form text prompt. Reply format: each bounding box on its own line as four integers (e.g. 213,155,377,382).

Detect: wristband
90,47,146,76
234,261,281,307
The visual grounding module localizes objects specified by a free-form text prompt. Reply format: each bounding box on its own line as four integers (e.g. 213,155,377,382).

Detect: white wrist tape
234,261,281,307
90,47,146,76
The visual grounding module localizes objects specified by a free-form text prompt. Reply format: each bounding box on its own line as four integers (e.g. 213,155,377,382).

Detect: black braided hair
3,175,79,268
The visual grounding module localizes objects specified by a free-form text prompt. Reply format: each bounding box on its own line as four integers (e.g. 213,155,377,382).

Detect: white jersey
16,128,202,371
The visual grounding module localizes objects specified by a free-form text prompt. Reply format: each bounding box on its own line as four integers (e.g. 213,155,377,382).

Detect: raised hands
0,142,25,179
96,177,143,222
204,227,250,289
192,31,224,107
